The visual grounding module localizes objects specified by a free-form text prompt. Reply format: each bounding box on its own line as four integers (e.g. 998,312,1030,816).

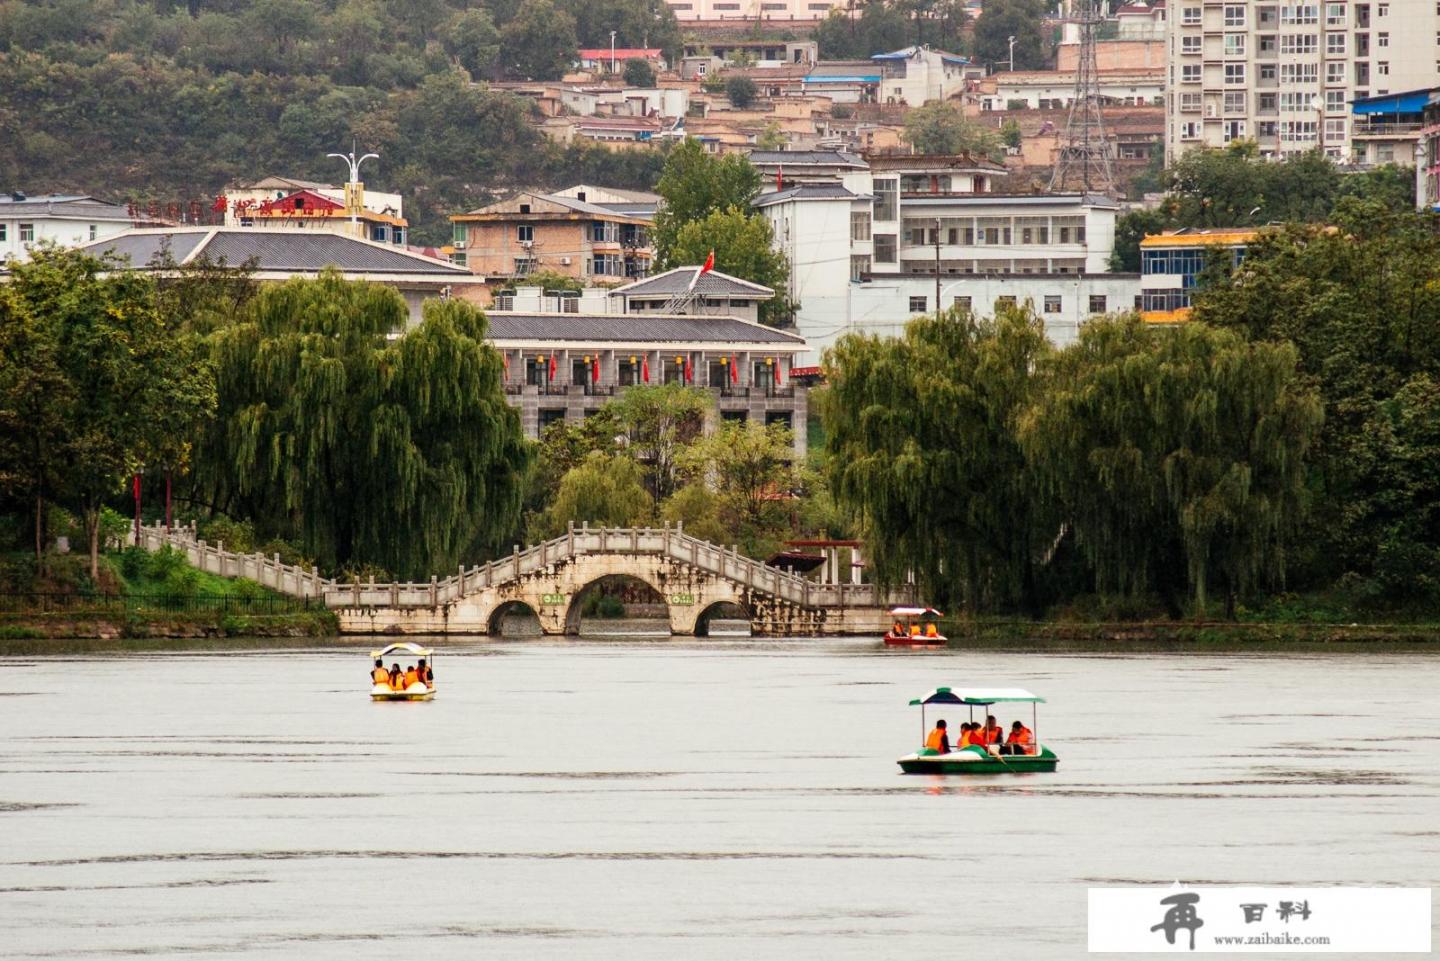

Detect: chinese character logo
1240,903,1267,923
1278,900,1311,922
1152,892,1204,950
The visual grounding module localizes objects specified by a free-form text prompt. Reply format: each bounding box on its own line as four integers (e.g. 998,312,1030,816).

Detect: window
517,225,534,242
1224,63,1246,84
1326,2,1345,23
1327,32,1346,53
1326,61,1345,82
592,253,623,276
953,295,972,312
88,224,97,241
1224,33,1246,55
1379,61,1389,75
873,234,897,263
591,220,618,243
1181,121,1201,140
1378,30,1388,46
996,295,1017,307
1182,35,1202,53
0,224,6,241
1280,62,1318,82
514,257,536,275
1260,64,1278,81
1043,295,1062,314
873,179,898,220
1259,33,1277,53
909,296,928,313
1181,6,1201,24
1180,92,1203,111
1281,33,1318,53
1379,1,1388,12
449,251,467,267
1223,119,1247,142
518,203,531,214
850,210,871,241
1325,117,1347,139
1259,93,1277,111
1181,64,1201,82
1224,91,1246,113
1224,4,1246,25
1088,294,1108,314
19,223,34,242
1280,3,1318,24
1325,90,1346,111
850,255,870,280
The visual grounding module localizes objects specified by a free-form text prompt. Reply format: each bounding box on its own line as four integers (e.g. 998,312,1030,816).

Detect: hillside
0,0,681,244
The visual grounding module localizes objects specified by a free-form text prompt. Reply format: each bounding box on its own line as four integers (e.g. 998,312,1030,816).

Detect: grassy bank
937,616,1440,651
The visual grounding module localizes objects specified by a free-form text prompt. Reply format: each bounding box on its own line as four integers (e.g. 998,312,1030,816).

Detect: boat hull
898,746,1058,774
371,685,435,701
884,633,947,647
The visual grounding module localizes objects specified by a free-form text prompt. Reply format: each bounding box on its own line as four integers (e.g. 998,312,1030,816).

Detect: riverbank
0,608,338,649
939,616,1440,649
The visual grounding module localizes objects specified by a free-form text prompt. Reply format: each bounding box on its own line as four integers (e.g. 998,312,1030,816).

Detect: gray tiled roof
754,184,862,206
608,267,773,298
82,228,469,275
486,312,803,346
747,150,868,168
0,195,133,220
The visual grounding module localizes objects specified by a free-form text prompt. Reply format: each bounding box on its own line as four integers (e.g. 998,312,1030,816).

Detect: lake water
1,637,1436,959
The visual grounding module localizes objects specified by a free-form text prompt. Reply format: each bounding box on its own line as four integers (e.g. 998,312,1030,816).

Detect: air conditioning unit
452,240,466,250
560,256,572,265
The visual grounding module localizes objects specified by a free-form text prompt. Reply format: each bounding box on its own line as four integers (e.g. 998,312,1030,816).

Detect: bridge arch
563,573,670,635
487,599,540,636
693,600,752,637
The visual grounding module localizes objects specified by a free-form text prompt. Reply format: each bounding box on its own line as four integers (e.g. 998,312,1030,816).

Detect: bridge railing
134,521,911,611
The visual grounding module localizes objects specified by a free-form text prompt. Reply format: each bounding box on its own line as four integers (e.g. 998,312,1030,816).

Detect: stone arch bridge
136,523,911,636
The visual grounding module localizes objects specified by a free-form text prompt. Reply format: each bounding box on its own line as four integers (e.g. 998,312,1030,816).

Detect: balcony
1351,120,1423,139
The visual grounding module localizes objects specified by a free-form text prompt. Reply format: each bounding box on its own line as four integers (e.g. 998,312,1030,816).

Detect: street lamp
610,30,618,76
326,144,378,232
1007,35,1016,72
1310,94,1325,152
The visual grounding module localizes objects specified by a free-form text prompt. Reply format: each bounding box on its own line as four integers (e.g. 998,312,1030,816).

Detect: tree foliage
536,451,652,537
666,207,792,325
194,271,529,578
623,57,656,87
973,0,1049,70
652,138,762,257
607,384,712,503
814,1,966,60
902,102,1003,159
677,421,805,558
500,0,577,80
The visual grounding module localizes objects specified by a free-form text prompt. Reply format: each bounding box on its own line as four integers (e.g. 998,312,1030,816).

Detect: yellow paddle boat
369,642,437,701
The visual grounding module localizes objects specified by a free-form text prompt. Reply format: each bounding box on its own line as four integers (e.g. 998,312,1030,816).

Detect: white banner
1088,886,1431,953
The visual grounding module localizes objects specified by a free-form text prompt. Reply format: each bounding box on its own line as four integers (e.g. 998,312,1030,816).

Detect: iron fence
0,592,315,615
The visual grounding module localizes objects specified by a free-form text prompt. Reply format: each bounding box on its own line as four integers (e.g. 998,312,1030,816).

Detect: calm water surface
1,638,1436,959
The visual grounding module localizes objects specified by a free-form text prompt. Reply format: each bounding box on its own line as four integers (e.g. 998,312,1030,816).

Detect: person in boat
1001,720,1034,755
924,719,950,753
403,664,419,689
892,620,905,637
909,622,921,637
371,658,390,688
389,663,403,688
978,715,1005,747
923,622,939,638
417,658,432,688
955,722,974,747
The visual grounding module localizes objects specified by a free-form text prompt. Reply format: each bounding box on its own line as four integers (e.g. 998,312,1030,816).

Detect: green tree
622,57,656,86
822,304,1053,612
1000,118,1022,149
652,137,762,257
726,74,758,108
665,207,792,325
1020,317,1323,617
608,384,712,503
677,421,804,557
0,247,214,578
536,451,652,537
660,483,729,545
447,8,501,78
814,3,909,60
1108,207,1168,272
973,0,1048,70
902,101,1003,158
523,407,625,524
562,0,683,65
500,0,578,80
198,272,529,578
755,120,786,150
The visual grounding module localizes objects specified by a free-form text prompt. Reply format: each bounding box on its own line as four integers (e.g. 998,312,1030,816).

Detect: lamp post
933,217,942,311
610,30,618,75
1310,94,1325,153
326,144,378,233
1007,35,1016,72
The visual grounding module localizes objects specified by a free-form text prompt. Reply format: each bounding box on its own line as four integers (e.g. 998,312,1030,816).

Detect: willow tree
199,272,529,578
1021,317,1323,618
535,451,651,538
821,304,1052,613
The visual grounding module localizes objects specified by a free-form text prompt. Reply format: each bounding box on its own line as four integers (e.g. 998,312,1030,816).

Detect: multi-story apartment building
1165,0,1440,163
1138,227,1258,323
449,190,654,282
0,193,137,263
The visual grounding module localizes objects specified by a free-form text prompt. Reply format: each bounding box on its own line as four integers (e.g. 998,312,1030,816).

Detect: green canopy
909,687,1045,706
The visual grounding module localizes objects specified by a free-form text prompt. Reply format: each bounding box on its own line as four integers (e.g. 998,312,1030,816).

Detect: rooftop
485,311,803,347
609,266,775,299
76,227,470,277
753,184,865,206
0,194,134,220
1139,228,1261,248
748,150,869,168
872,45,969,65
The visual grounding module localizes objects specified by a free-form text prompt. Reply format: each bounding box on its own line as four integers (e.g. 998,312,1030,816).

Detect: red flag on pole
773,358,781,386
592,359,600,383
548,354,557,380
641,356,650,383
730,355,739,383
684,358,693,384
776,164,783,191
701,249,715,275
502,353,510,376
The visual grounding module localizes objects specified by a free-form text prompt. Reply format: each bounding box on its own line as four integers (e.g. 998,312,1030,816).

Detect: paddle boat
369,642,436,701
884,606,947,647
897,687,1058,774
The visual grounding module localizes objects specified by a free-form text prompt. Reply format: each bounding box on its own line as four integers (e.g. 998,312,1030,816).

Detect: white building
1164,0,1440,163
665,0,845,22
981,69,1164,111
754,152,1125,363
871,46,977,106
0,193,136,263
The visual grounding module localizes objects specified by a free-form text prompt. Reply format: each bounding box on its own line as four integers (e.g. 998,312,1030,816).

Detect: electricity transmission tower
1048,0,1116,194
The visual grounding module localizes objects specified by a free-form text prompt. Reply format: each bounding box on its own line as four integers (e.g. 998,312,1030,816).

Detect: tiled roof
747,150,868,168
80,228,470,275
608,267,774,298
754,184,863,207
486,312,802,346
0,195,133,219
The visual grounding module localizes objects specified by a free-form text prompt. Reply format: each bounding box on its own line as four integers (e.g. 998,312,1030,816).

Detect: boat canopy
889,606,943,617
371,641,433,659
909,687,1044,706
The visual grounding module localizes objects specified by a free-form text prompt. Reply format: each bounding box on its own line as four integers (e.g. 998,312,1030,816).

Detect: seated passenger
979,715,1004,746
909,622,921,637
403,665,420,689
371,658,390,688
416,658,432,688
389,663,403,688
924,719,950,754
957,722,975,748
924,622,939,638
1001,720,1034,755
892,621,905,637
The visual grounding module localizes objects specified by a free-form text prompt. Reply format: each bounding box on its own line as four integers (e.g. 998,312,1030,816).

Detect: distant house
871,46,978,105
222,176,407,243
449,190,655,282
608,267,775,325
75,227,475,325
577,47,666,73
0,193,136,264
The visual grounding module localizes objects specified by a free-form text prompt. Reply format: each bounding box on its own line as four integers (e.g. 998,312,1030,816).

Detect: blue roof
1351,88,1433,115
872,46,969,65
804,75,881,84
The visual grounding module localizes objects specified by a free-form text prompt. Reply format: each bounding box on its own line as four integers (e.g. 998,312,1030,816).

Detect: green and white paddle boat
897,687,1059,774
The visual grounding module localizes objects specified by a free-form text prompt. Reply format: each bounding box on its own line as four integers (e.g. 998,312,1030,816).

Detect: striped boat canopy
909,687,1044,706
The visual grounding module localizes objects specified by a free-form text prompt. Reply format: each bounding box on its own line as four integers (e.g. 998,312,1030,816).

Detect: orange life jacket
404,669,419,688
924,728,946,752
924,623,938,637
371,667,390,686
981,726,1003,745
1009,726,1033,752
909,623,920,636
957,730,973,747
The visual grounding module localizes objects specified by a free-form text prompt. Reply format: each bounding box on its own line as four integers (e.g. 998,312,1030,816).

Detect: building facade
0,194,136,263
665,0,844,23
450,191,654,282
1164,0,1440,163
1138,227,1258,324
